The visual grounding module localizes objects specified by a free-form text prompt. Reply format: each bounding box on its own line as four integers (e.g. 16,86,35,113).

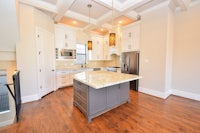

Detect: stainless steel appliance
121,51,139,91
75,44,86,65
55,48,76,59
107,67,120,72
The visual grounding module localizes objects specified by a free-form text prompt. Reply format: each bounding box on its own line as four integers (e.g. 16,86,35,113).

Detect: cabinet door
36,27,55,97
89,87,107,115
122,28,133,52
121,23,140,52
64,30,76,49
57,74,67,88
55,28,65,48
132,25,140,50
69,30,76,49
107,85,120,108
119,82,130,102
90,35,103,60
55,25,76,49
91,36,97,60
96,36,103,60
103,35,111,60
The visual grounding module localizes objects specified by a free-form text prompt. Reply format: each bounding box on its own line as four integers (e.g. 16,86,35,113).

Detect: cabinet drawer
74,95,87,115
74,80,88,92
74,87,87,100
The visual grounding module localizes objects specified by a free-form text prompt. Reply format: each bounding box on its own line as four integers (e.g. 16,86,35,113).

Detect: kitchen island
73,71,141,122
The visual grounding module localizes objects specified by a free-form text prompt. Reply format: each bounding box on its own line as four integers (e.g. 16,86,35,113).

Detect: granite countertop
74,71,142,89
56,67,93,71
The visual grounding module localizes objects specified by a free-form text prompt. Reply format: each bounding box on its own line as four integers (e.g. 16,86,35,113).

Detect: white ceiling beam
19,0,57,13
125,11,139,20
82,24,97,33
65,10,97,25
168,0,178,11
94,0,155,27
176,0,191,11
54,0,75,22
101,23,112,30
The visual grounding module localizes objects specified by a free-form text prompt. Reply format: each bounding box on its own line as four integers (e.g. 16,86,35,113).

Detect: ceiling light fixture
87,4,92,50
109,0,116,47
73,21,77,24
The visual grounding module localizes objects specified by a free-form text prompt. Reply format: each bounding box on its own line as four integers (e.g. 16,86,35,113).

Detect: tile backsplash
56,55,121,69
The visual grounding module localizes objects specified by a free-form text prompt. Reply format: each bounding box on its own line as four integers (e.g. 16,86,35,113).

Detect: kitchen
0,0,200,132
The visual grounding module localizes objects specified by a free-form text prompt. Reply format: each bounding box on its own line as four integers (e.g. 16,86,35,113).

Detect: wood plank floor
0,87,200,133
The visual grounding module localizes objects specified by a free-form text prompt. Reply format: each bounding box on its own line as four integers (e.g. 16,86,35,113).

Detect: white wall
16,4,54,102
0,52,16,60
139,1,200,100
0,0,19,52
165,8,174,93
17,4,38,99
139,3,170,98
172,3,200,98
0,0,19,61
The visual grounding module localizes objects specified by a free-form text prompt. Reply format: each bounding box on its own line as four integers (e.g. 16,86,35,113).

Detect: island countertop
73,71,142,89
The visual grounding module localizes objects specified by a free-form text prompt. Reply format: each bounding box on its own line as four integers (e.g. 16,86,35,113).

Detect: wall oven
55,48,76,59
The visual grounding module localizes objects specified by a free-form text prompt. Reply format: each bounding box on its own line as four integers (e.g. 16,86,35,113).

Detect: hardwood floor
0,87,200,133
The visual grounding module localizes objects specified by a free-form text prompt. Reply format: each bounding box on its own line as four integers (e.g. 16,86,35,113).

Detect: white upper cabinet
90,35,104,60
121,22,140,52
54,24,76,49
103,35,111,60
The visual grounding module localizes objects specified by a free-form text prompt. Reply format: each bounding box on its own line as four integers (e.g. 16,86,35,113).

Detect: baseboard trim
0,118,14,127
139,87,170,99
22,94,40,103
171,89,200,101
139,87,200,101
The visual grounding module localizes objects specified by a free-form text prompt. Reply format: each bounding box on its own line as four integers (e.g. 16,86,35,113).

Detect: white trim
139,87,171,99
139,87,200,101
140,1,169,15
122,21,140,29
171,89,200,101
0,110,10,115
190,0,200,7
0,118,14,127
22,94,40,103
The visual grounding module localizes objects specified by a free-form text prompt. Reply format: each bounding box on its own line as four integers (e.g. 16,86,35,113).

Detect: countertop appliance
121,51,139,91
55,48,76,59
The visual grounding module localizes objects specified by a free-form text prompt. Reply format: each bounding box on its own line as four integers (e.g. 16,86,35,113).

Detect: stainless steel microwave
55,48,76,59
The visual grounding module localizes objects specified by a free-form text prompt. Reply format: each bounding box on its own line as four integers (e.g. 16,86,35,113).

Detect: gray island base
73,79,130,122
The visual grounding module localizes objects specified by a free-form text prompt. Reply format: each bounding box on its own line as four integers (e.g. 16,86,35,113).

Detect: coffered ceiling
19,0,195,34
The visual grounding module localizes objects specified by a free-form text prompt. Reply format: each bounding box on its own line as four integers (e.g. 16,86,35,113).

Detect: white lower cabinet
56,68,93,89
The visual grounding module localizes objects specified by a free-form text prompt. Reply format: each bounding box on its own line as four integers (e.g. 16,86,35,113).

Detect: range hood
109,47,120,56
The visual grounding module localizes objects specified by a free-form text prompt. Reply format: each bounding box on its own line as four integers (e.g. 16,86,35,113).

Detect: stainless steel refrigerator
121,51,139,91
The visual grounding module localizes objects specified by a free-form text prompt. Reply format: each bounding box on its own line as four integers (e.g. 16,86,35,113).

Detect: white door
36,27,55,97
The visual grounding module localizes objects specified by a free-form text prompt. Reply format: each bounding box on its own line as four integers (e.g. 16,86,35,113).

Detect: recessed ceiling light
118,21,123,24
100,28,104,31
73,21,77,24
